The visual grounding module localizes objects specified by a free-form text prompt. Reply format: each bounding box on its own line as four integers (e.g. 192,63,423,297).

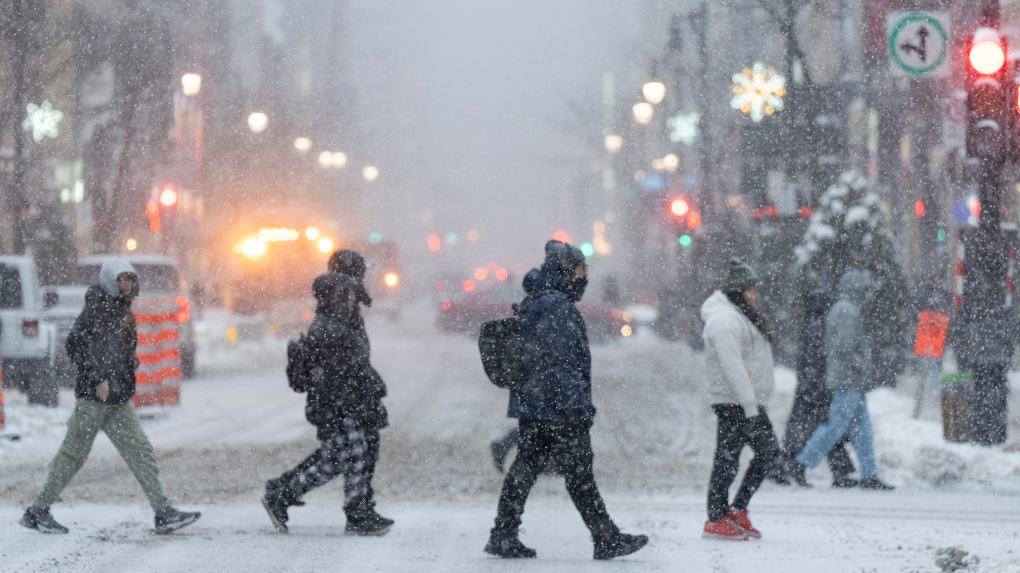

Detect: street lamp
604,134,623,154
181,73,201,97
642,80,666,105
632,102,654,125
363,165,379,182
294,137,312,153
247,112,268,133
318,151,332,169
331,152,348,168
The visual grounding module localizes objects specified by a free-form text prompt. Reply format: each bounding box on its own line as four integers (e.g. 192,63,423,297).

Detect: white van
0,256,58,405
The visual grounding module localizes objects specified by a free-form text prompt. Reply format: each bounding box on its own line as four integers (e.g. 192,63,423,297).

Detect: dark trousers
708,405,782,522
492,418,617,539
345,427,380,517
970,364,1009,446
280,418,367,509
784,384,856,479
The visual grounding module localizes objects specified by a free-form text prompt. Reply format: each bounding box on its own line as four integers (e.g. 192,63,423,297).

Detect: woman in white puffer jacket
700,258,782,542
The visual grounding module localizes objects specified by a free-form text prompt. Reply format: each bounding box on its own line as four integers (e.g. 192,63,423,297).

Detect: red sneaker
702,518,749,541
726,507,761,539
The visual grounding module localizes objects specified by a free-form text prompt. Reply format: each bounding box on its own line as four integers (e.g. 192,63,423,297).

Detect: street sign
886,11,950,78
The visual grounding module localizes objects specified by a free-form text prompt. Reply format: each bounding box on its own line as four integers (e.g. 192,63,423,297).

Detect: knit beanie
721,257,761,292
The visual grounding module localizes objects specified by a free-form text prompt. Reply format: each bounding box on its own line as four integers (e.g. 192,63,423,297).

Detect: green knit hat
722,257,761,292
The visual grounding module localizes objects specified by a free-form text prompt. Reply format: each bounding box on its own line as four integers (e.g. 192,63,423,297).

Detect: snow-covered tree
793,171,909,386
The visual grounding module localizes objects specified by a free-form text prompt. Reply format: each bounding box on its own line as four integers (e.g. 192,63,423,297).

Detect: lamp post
642,80,666,105
247,112,268,134
604,134,623,154
632,102,654,125
181,73,201,97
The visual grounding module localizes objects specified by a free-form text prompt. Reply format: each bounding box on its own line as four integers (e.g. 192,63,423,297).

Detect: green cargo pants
35,399,169,512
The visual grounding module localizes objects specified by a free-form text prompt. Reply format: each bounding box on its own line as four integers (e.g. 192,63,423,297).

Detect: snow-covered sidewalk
2,490,1017,573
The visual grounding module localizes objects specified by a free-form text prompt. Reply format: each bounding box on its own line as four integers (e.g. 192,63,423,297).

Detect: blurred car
436,281,634,343
0,256,58,404
75,255,197,378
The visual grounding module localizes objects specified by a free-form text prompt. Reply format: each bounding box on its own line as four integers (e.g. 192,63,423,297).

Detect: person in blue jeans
792,270,894,491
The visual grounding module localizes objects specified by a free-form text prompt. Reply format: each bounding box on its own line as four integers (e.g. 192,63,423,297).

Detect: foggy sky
345,0,655,272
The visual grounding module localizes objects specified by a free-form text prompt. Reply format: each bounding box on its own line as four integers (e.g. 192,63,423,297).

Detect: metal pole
10,0,30,254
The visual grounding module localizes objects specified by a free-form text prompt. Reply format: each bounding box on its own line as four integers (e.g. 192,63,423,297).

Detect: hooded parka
66,258,140,405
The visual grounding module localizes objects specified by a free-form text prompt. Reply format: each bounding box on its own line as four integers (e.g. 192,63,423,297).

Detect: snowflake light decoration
668,111,700,145
730,63,786,123
22,100,64,142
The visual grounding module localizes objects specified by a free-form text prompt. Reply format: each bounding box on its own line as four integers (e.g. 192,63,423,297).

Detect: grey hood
98,258,139,299
838,269,870,307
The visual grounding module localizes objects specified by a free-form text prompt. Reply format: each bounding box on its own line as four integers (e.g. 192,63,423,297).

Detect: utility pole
690,1,713,213
8,0,32,254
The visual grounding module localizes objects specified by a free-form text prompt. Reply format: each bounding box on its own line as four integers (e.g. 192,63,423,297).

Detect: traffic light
967,27,1008,161
669,198,690,217
666,197,701,232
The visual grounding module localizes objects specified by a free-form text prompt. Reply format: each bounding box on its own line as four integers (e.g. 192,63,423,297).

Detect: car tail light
441,300,453,311
22,319,39,338
176,296,190,323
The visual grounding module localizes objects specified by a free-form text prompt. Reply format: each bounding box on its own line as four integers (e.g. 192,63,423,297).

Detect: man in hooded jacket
485,240,647,561
262,273,386,535
327,250,393,530
20,258,200,534
792,270,894,490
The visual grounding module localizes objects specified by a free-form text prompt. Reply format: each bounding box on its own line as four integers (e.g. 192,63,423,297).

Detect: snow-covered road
2,301,1019,571
1,492,1017,572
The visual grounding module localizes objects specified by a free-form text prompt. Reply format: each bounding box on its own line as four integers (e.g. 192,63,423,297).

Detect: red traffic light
969,28,1006,75
914,200,925,217
159,188,179,207
669,198,690,217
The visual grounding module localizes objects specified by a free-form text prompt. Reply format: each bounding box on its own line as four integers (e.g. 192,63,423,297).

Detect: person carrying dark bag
484,240,647,561
262,273,386,535
327,250,394,531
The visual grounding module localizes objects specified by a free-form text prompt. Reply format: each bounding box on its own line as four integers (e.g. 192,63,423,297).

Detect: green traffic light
679,235,692,248
937,229,947,242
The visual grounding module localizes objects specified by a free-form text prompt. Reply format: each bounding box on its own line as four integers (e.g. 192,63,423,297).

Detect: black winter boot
262,478,299,533
859,477,895,491
19,506,68,534
831,476,859,489
344,511,391,536
485,530,537,559
593,532,649,560
787,459,811,488
155,506,201,534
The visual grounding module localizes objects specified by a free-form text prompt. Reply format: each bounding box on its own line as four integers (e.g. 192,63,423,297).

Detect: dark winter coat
66,258,140,405
824,270,876,392
304,273,372,439
342,285,388,431
507,263,595,421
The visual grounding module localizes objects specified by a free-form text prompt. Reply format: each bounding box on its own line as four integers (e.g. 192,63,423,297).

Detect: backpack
478,304,528,390
286,335,314,393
